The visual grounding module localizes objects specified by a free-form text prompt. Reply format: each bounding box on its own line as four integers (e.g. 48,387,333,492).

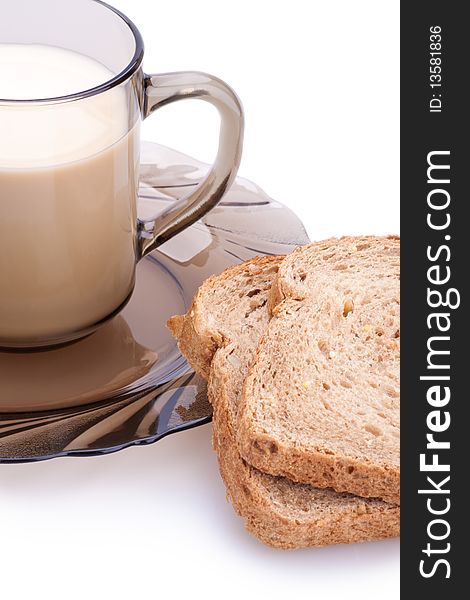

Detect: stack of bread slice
168,236,400,549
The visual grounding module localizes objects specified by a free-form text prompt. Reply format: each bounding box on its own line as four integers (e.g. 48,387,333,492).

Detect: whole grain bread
237,237,400,504
168,255,399,548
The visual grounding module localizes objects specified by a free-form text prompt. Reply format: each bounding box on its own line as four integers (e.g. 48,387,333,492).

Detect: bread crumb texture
238,236,400,504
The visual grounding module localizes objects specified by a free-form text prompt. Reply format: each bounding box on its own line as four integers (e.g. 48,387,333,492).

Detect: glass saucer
0,142,309,463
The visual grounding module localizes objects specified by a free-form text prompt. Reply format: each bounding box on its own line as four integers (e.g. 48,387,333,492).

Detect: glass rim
0,0,144,105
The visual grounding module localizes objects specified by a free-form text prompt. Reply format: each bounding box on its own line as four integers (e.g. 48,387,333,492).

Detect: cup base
0,290,134,352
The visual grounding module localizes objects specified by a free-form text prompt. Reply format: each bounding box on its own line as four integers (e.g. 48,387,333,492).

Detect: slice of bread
237,237,400,504
168,256,399,548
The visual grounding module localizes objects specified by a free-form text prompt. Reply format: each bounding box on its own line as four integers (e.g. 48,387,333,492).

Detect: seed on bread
227,353,241,368
343,299,354,317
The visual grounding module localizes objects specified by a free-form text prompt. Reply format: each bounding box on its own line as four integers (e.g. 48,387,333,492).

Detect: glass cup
0,0,243,349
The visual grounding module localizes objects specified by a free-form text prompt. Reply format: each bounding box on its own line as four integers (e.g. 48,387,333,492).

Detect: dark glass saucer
0,142,309,462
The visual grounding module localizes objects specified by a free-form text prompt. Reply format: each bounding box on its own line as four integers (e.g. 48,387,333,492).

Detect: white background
0,1,399,599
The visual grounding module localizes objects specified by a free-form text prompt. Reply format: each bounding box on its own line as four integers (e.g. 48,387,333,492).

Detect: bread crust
236,424,400,505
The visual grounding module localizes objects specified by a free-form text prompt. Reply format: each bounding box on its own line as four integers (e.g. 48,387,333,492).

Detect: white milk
0,45,140,343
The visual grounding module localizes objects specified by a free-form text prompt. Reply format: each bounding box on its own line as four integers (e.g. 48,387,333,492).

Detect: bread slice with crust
168,255,399,548
237,237,400,505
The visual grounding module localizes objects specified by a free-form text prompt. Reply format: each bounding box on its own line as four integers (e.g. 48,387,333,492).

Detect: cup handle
137,71,244,258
